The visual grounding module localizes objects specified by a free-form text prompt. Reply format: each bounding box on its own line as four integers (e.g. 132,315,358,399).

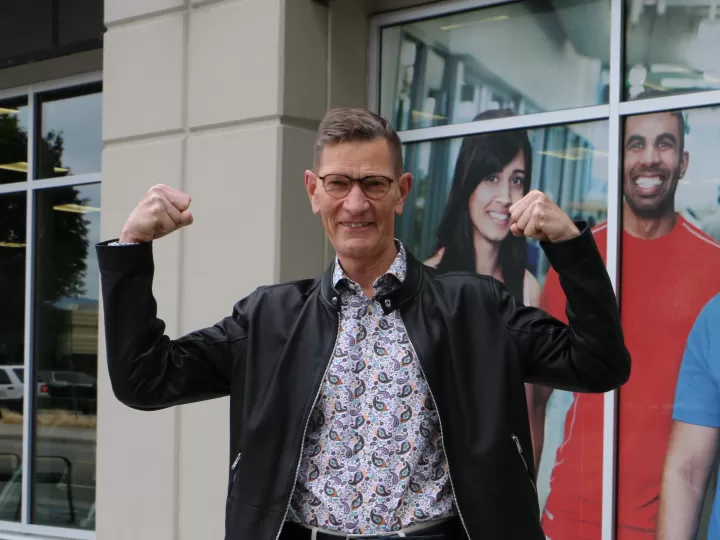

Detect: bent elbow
588,347,632,393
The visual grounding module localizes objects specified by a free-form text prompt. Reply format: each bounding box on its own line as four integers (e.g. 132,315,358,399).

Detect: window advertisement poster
536,106,720,540
396,112,610,525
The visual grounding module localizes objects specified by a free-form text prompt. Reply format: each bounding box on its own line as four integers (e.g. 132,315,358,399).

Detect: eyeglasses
318,174,394,200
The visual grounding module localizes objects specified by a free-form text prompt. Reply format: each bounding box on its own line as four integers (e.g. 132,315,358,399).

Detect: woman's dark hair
434,109,533,303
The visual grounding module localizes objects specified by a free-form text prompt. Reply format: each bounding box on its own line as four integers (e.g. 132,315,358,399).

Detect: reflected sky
40,92,102,178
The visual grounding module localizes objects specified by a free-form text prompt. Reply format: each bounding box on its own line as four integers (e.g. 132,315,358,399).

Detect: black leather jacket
96,223,630,540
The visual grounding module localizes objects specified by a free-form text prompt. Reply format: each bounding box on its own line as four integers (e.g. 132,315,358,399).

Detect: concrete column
97,0,370,538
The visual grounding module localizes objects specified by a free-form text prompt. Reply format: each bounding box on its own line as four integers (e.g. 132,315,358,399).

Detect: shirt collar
333,240,407,294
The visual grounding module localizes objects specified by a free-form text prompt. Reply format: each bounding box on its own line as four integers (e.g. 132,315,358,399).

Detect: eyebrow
625,132,677,149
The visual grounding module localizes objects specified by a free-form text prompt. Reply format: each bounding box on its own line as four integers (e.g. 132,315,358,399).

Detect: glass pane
380,0,610,130
36,88,102,180
397,118,609,538
0,98,30,185
625,3,720,100
32,183,100,530
0,191,27,523
617,107,720,539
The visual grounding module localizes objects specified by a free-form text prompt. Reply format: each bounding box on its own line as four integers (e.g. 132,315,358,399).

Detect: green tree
0,112,89,368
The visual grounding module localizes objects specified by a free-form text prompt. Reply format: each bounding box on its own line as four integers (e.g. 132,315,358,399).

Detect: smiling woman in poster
425,110,541,308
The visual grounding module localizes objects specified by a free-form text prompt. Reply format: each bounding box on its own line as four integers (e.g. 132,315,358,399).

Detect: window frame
0,70,101,540
369,2,720,540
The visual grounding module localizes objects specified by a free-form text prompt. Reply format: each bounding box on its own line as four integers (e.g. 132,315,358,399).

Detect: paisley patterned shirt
288,243,454,534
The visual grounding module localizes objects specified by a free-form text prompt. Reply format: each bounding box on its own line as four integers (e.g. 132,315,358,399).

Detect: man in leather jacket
97,107,630,540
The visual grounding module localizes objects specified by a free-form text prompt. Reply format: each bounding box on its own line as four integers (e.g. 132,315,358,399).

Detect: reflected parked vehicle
37,371,97,415
0,366,49,413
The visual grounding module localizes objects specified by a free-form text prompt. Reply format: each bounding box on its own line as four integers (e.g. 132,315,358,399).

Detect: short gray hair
313,108,403,176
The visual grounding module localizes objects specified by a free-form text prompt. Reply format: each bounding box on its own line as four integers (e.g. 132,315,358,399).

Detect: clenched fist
119,184,194,243
509,190,580,243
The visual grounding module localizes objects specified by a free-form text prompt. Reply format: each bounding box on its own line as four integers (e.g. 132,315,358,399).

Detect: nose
343,183,371,213
493,178,512,205
639,144,660,166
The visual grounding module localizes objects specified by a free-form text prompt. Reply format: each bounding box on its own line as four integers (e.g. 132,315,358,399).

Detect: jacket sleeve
492,223,631,393
96,240,251,410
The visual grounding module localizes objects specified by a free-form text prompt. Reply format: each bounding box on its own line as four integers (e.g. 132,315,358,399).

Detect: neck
473,230,502,280
623,201,677,240
338,241,399,292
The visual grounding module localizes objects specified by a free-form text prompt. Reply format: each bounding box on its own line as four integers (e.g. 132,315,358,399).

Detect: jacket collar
321,242,424,315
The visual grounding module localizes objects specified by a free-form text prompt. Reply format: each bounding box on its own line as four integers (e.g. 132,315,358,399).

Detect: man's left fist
509,190,580,243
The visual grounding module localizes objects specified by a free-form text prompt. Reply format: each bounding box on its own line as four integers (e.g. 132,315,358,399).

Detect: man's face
305,138,411,262
623,112,689,219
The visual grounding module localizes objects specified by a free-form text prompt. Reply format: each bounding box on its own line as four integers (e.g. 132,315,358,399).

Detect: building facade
0,1,719,539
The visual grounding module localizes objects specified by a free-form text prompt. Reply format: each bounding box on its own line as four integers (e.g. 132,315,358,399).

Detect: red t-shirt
540,215,720,539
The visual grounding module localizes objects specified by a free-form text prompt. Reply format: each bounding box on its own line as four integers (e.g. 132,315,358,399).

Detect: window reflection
0,192,26,523
0,99,29,185
625,2,720,99
380,0,610,129
36,87,102,180
32,183,100,529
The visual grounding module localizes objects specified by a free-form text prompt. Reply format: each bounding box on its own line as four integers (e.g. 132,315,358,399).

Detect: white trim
0,183,29,195
20,84,36,525
371,0,512,28
0,73,101,104
0,522,95,540
0,175,101,195
27,72,102,96
397,105,610,143
602,3,623,540
0,88,28,103
20,186,34,527
31,174,102,191
619,89,720,117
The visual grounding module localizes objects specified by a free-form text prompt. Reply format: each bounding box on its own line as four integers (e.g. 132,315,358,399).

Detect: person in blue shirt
658,292,720,539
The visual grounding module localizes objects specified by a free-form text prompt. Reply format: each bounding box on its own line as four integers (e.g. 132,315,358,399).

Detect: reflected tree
0,113,89,370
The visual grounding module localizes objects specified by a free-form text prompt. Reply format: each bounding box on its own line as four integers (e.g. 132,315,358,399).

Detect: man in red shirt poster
536,108,720,539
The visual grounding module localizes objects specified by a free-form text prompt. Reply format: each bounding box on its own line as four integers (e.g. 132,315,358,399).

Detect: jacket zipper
404,331,472,540
231,452,242,472
227,452,242,499
511,434,537,494
273,323,341,540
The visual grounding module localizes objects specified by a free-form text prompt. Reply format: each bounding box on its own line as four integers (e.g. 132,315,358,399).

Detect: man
97,108,629,540
657,293,720,540
536,109,720,539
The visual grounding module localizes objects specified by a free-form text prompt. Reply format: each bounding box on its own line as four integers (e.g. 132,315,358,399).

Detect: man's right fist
119,184,194,243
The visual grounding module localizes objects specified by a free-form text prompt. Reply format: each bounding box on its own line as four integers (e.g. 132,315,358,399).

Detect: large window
372,1,720,539
0,76,101,538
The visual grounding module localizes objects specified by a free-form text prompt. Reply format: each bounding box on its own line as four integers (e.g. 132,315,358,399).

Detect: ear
394,172,413,215
679,151,689,179
305,170,320,214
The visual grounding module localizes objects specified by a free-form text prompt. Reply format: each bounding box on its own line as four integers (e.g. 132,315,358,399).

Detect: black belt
281,518,464,540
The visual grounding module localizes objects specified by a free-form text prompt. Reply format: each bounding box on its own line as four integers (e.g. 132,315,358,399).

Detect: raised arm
495,190,630,393
96,184,248,409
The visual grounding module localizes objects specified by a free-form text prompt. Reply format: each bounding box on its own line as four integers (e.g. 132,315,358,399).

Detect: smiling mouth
341,222,372,229
632,175,666,195
488,211,510,225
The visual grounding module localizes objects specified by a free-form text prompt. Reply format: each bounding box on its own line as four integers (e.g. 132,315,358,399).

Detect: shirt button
384,299,391,308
